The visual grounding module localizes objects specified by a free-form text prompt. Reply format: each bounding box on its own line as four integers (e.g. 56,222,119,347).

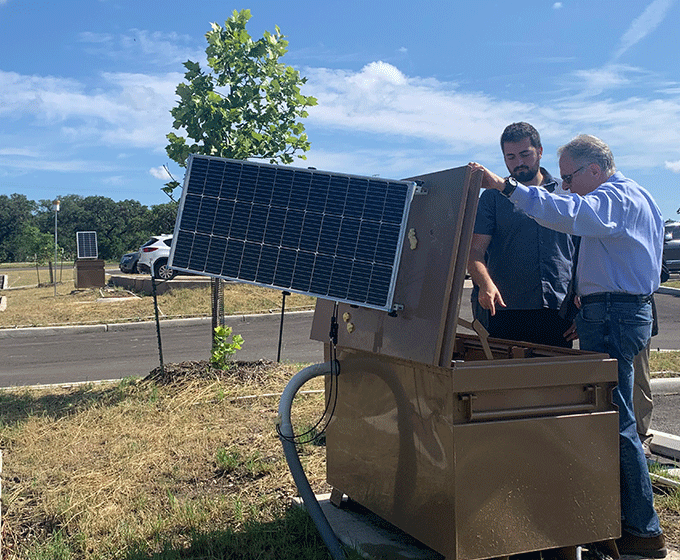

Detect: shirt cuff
507,182,532,203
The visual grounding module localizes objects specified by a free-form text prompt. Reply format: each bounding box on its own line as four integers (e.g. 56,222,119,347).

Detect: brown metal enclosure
74,259,106,289
310,165,620,560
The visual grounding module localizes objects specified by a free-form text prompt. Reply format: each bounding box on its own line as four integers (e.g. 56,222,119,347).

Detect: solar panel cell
237,165,258,203
272,169,294,208
344,178,369,218
292,250,315,292
195,198,218,234
281,209,304,250
203,160,224,198
273,248,296,287
240,242,261,281
222,239,244,277
190,233,210,272
257,244,279,285
206,236,227,274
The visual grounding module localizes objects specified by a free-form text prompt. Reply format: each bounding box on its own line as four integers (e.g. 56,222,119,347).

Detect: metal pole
53,199,59,297
151,275,165,376
277,291,290,362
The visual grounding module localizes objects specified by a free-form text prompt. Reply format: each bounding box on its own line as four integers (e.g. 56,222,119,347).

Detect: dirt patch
144,359,275,384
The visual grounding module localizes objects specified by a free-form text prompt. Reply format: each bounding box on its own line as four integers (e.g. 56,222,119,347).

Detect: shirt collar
540,167,559,193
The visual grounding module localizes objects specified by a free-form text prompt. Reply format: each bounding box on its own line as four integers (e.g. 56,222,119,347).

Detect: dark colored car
664,222,680,272
119,251,140,274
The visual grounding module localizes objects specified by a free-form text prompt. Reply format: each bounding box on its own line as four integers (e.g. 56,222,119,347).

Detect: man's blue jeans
576,296,662,537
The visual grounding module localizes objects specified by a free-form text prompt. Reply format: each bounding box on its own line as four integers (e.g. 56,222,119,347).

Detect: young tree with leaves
164,9,317,355
164,8,317,200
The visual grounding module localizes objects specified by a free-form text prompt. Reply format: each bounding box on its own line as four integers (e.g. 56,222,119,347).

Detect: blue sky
1,0,679,220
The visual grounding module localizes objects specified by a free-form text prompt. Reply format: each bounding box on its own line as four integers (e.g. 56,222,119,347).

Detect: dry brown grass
2,362,678,559
0,266,315,328
0,362,331,559
652,351,680,378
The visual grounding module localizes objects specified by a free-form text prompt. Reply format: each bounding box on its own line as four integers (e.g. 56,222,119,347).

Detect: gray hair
558,134,616,177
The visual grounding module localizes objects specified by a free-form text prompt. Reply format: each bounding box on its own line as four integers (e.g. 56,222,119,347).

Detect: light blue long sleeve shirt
508,171,664,296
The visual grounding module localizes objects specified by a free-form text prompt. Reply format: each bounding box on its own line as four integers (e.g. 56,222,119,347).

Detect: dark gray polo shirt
473,169,575,310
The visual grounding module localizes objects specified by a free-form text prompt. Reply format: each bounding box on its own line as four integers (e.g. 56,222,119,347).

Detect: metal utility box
310,166,620,560
74,259,106,289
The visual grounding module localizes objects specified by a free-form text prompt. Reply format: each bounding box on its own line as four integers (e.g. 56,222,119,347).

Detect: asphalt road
0,312,323,386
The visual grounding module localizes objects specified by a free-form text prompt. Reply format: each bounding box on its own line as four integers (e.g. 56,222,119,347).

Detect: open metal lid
311,165,482,367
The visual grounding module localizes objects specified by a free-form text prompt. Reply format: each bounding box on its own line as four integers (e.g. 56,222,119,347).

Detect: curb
650,377,680,392
0,310,315,339
657,285,680,296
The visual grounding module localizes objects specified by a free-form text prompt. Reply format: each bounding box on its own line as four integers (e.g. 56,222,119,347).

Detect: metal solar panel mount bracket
388,303,404,317
413,181,428,195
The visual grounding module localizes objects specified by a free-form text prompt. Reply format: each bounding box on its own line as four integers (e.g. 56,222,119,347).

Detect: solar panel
76,231,98,259
169,155,416,311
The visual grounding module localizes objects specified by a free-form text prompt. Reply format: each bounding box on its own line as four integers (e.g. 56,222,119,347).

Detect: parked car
119,251,140,274
664,222,680,272
137,235,177,280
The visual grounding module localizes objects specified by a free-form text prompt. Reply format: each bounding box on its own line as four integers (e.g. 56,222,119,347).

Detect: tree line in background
0,193,177,264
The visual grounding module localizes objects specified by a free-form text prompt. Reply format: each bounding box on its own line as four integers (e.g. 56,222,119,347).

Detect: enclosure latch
459,393,477,422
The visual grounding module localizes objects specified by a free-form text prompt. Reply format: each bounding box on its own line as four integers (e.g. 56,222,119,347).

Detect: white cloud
0,69,181,150
665,160,680,172
303,62,533,151
299,60,680,182
568,64,643,97
0,147,35,157
102,175,125,186
149,166,172,180
79,29,204,68
0,153,117,173
553,3,563,9
612,0,675,61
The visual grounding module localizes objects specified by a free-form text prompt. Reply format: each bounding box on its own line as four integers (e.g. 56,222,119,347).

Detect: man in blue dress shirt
470,134,666,558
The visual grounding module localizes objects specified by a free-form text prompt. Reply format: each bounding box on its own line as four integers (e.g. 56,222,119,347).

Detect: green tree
147,202,178,236
0,194,38,262
164,8,317,199
13,223,53,263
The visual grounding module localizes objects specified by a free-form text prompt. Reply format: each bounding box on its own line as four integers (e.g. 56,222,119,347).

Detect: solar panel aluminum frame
169,155,417,312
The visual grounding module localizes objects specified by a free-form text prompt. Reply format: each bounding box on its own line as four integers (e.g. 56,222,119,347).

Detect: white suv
137,235,177,280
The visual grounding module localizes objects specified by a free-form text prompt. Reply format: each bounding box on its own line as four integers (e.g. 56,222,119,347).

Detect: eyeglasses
561,165,586,185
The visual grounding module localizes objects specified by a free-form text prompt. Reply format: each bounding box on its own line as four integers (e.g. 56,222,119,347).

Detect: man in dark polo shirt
467,122,576,347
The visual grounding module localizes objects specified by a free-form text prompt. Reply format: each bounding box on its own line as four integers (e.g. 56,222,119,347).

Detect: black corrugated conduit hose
277,361,346,560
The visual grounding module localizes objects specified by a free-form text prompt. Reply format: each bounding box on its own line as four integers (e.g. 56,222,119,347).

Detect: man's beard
512,164,539,183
